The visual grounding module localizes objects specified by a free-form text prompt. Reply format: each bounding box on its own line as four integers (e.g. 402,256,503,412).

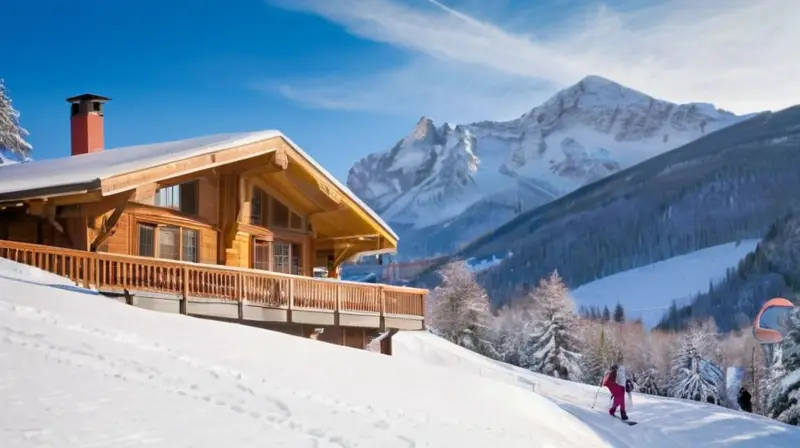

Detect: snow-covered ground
0,258,606,447
2,256,797,447
393,331,800,447
571,240,761,328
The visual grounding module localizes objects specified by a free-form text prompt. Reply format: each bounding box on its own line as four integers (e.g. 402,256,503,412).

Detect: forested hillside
658,212,800,332
415,106,800,306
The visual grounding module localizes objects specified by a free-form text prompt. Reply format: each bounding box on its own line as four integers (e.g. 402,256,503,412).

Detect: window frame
136,222,200,263
249,185,307,232
251,237,304,276
152,179,200,216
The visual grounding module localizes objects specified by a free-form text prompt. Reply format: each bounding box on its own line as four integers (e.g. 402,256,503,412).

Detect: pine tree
493,299,537,368
668,321,725,404
638,367,663,396
528,270,584,381
613,303,625,323
766,308,800,425
602,306,611,322
428,261,495,356
0,79,32,162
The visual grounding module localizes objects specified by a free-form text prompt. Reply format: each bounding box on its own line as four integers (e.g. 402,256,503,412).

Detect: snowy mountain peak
407,117,441,145
347,76,749,259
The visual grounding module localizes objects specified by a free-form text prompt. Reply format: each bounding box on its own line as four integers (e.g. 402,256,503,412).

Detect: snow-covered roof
0,130,397,241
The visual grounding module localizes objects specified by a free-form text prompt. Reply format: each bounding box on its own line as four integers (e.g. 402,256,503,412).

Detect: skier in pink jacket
602,364,629,421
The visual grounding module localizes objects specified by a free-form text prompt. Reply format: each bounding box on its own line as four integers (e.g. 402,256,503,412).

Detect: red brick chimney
66,93,110,156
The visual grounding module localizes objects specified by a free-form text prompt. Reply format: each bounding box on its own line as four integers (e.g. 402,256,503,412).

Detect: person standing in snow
738,387,752,413
602,364,629,421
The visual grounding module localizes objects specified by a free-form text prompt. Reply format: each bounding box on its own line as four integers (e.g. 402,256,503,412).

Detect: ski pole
591,385,602,409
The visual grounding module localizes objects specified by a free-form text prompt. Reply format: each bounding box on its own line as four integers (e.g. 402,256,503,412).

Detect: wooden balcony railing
0,240,427,319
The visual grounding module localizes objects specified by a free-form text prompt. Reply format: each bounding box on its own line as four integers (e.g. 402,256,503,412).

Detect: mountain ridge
412,105,800,312
347,75,750,260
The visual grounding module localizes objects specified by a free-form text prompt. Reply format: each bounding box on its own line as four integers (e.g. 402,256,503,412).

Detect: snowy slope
393,331,800,447
0,259,608,448
571,240,760,328
348,75,749,259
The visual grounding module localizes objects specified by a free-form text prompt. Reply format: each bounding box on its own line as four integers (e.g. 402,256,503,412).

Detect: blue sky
4,0,795,181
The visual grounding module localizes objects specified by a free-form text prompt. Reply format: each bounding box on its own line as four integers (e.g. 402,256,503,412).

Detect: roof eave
0,180,103,204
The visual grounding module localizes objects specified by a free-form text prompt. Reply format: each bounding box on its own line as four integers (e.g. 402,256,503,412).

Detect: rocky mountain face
347,75,747,260
414,106,800,314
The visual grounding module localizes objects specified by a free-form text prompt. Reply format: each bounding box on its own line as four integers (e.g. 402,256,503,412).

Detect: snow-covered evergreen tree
428,261,495,356
493,299,537,368
528,270,583,381
766,308,800,425
668,321,725,404
0,79,32,162
638,367,663,396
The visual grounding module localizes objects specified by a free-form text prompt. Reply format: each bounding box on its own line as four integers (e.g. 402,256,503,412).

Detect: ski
611,417,637,426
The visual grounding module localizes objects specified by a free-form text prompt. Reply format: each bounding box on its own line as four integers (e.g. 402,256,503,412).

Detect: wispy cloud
263,0,799,123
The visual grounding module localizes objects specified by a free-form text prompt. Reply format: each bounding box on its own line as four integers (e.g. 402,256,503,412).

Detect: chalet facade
0,94,426,354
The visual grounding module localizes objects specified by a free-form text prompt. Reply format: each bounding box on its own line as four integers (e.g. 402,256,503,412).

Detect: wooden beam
285,150,397,247
268,171,340,211
273,146,289,171
315,178,342,204
57,191,136,219
315,234,381,244
332,244,359,268
90,191,134,251
100,139,282,196
129,170,217,203
28,200,65,234
49,190,104,206
307,208,352,227
221,174,244,253
26,200,63,233
132,183,159,202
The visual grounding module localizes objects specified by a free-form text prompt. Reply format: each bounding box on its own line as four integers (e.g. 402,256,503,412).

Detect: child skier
602,364,630,421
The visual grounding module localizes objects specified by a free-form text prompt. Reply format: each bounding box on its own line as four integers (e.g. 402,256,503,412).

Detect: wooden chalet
0,94,426,354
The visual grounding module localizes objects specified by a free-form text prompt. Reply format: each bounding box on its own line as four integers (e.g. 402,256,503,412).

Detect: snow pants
608,383,626,415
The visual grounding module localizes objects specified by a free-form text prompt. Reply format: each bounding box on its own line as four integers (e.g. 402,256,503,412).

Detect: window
253,239,270,271
153,180,199,215
272,200,290,228
138,223,199,262
181,229,198,263
250,186,304,230
250,188,263,225
273,242,291,274
268,241,302,275
138,224,156,257
159,226,180,260
290,212,303,230
291,243,302,275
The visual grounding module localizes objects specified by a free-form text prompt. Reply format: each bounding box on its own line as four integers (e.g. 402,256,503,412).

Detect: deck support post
237,273,246,320
180,266,189,315
379,286,386,331
334,284,341,326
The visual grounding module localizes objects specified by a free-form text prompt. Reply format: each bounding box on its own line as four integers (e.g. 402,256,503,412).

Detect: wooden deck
0,240,427,331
